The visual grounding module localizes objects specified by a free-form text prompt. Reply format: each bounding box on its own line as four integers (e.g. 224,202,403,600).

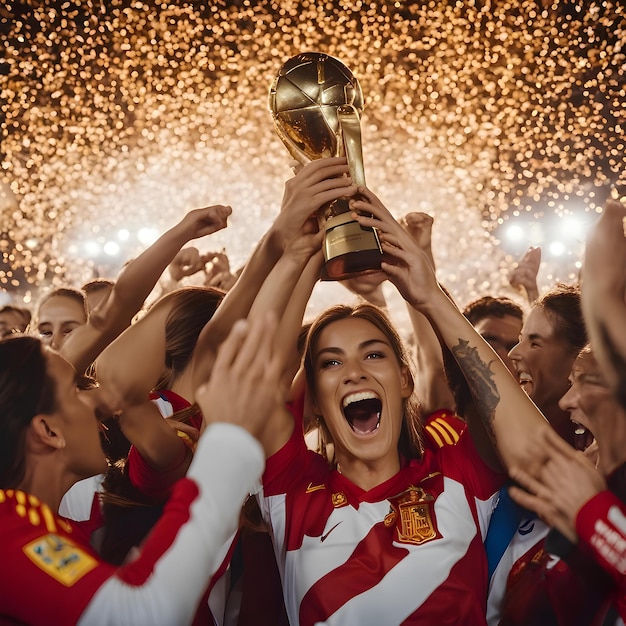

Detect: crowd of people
1,155,625,625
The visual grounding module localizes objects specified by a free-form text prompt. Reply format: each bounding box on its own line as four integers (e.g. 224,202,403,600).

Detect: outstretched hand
194,314,284,455
350,188,442,310
176,204,232,241
584,199,626,296
509,246,541,303
274,157,357,250
508,426,607,543
401,212,436,268
168,247,206,282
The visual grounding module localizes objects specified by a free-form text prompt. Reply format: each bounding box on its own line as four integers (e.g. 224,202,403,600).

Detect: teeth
518,373,532,383
343,391,378,408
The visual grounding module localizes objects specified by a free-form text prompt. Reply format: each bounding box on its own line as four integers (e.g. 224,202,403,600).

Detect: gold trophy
269,52,383,280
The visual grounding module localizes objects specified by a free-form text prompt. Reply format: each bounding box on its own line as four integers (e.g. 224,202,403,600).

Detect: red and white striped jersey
258,421,504,625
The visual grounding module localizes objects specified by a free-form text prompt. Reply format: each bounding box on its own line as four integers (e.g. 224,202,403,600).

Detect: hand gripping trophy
269,52,383,280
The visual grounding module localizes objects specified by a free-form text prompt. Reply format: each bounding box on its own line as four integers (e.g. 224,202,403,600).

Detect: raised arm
400,212,456,415
353,189,550,474
62,204,231,374
93,291,196,472
582,198,626,407
509,246,541,305
75,317,278,626
244,221,326,455
190,156,355,390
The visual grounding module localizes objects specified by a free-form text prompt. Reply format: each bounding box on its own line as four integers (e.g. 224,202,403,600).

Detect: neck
170,369,194,404
336,454,401,491
18,457,71,512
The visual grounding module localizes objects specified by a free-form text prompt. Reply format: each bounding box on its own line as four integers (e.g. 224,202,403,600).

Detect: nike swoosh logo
306,482,326,494
518,521,535,536
320,522,342,542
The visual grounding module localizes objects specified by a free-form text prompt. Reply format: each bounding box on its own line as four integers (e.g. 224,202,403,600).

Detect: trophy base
320,204,383,281
321,248,383,281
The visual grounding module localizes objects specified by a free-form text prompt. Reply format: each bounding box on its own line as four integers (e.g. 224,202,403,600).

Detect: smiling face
508,306,578,414
309,316,413,483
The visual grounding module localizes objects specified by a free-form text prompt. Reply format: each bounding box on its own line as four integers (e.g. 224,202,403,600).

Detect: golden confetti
0,0,624,312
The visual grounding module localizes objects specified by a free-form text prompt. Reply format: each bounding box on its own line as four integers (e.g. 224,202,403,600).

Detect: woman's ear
400,366,414,399
29,416,66,450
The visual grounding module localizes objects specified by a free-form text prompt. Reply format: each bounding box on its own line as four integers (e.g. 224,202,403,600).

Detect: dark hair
0,336,57,488
462,295,524,326
37,286,88,322
0,304,32,331
536,283,587,352
81,278,115,295
304,303,422,463
154,287,224,390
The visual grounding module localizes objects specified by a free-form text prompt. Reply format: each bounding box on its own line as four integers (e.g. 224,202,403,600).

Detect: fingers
354,185,386,209
296,157,350,183
404,212,433,228
509,465,548,497
289,159,304,175
508,484,558,524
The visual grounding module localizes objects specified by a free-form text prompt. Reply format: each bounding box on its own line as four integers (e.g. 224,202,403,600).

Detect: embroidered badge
23,534,98,586
388,486,440,546
331,491,348,507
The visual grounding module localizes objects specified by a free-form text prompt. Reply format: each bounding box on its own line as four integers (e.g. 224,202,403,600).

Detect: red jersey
258,416,504,625
577,490,626,622
0,424,264,625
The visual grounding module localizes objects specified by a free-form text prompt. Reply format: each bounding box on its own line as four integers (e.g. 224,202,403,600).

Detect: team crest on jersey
385,486,441,546
23,533,98,586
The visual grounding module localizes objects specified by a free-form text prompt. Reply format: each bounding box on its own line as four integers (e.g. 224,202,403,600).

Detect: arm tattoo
451,339,500,433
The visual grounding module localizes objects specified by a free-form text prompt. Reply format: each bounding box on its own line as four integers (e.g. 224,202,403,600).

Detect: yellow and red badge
384,486,441,546
23,533,98,587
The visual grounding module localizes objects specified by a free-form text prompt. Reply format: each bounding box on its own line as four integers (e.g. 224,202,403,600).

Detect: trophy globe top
269,52,364,163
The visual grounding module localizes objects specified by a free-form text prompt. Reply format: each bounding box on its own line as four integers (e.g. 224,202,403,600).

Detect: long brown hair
304,303,423,464
154,286,224,390
0,336,57,488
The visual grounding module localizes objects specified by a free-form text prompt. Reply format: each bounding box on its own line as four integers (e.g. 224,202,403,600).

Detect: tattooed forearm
451,339,501,434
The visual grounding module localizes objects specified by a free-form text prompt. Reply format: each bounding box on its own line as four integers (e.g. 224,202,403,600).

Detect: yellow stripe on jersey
425,424,444,448
432,417,461,444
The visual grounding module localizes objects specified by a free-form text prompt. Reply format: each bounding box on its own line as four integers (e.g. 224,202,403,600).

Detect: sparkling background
1,0,624,317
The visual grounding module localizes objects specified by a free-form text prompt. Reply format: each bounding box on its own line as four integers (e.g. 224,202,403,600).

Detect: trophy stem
320,198,383,281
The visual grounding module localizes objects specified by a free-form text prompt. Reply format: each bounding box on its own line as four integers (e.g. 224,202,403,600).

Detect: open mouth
517,372,533,393
342,391,382,435
571,419,595,452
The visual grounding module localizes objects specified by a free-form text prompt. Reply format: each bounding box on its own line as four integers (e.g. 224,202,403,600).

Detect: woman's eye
366,352,384,360
320,359,341,369
39,330,52,337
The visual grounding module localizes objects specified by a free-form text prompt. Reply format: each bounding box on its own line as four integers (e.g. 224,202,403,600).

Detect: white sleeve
78,423,264,626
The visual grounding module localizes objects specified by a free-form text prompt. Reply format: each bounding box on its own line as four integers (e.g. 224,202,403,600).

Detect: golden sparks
1,0,624,310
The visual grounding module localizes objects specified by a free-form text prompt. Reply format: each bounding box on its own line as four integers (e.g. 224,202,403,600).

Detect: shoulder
422,409,466,451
